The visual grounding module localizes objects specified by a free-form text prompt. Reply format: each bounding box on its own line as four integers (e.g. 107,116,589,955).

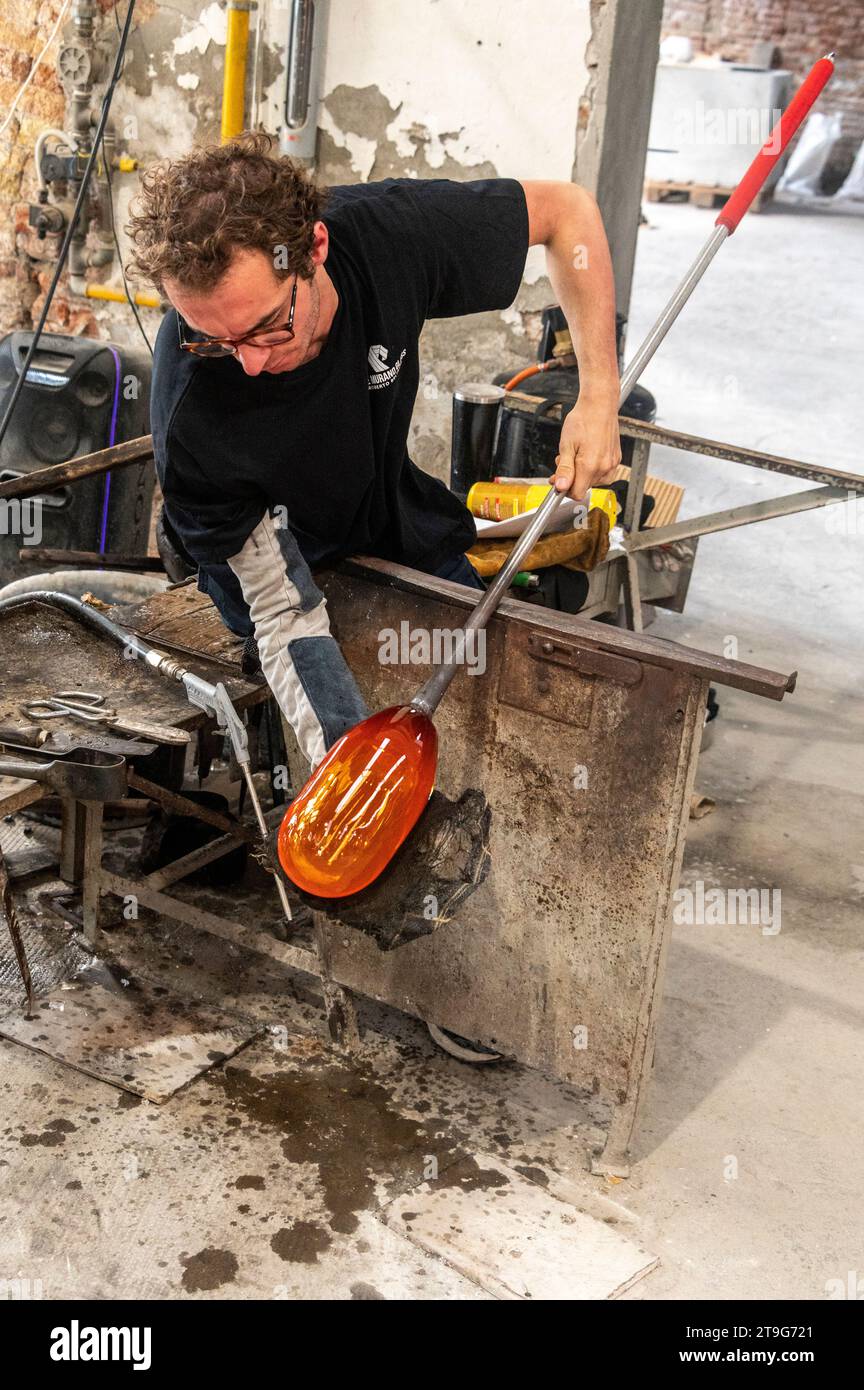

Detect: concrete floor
1,194,862,1301
618,192,864,1299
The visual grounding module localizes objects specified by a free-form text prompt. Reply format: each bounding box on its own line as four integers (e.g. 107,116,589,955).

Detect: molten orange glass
277,705,438,897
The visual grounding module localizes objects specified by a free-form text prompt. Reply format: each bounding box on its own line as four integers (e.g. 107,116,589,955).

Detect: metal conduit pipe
0,570,167,605
0,590,163,664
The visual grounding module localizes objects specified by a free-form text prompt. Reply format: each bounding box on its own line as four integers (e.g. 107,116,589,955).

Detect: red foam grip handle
716,55,835,234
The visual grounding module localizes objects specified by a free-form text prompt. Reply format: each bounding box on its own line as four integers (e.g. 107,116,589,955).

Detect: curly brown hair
125,131,326,294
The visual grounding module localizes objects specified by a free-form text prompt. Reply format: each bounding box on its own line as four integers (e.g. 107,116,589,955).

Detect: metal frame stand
0,700,360,1051
615,417,864,631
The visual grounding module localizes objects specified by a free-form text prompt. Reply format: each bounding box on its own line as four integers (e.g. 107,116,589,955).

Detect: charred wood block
284,788,491,951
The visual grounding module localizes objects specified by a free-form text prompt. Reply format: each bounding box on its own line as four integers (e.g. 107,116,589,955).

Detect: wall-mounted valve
27,0,138,289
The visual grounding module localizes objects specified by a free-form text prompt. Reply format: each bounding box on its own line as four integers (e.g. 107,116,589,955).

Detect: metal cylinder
449,383,505,500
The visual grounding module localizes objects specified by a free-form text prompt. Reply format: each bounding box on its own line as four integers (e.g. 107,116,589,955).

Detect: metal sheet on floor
382,1153,658,1300
0,955,262,1101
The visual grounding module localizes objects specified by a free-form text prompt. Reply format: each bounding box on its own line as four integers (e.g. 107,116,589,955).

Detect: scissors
24,691,116,722
21,690,190,746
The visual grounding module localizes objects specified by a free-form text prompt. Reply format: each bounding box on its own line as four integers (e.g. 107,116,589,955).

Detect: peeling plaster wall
572,1,613,199
0,1,68,334
261,0,593,482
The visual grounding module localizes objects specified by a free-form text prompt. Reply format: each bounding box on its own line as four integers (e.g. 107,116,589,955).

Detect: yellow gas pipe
221,1,254,143
85,284,162,308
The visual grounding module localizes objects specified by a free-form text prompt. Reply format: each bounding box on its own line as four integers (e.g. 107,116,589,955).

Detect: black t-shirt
150,176,529,577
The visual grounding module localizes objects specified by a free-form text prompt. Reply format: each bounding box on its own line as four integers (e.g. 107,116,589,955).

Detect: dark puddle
211,1059,464,1234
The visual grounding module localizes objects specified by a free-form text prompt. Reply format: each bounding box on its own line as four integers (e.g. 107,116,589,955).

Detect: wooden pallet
644,177,773,212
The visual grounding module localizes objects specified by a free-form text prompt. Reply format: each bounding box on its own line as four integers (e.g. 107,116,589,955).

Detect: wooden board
610,462,684,529
0,595,265,749
114,581,249,670
644,177,772,212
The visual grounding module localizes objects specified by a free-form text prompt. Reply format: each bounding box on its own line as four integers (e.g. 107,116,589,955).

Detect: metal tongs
21,690,190,746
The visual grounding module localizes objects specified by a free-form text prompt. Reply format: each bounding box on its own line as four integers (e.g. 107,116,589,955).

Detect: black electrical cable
0,0,137,451
100,129,153,356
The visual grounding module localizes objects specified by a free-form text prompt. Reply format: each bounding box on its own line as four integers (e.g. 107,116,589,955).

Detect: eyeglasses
177,276,298,357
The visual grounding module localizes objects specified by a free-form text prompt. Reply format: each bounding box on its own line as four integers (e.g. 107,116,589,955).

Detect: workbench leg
80,800,105,947
622,551,644,633
59,799,85,884
312,911,360,1050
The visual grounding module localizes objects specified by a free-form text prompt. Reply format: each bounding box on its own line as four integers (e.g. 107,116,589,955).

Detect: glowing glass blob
277,705,438,897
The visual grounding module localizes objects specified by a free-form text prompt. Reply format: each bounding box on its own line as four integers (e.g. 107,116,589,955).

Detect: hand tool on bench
0,743,128,801
0,724,157,758
0,591,293,924
277,53,836,899
21,690,190,747
0,724,48,748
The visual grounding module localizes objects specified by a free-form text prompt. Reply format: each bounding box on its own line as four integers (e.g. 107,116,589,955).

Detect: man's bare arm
521,180,622,498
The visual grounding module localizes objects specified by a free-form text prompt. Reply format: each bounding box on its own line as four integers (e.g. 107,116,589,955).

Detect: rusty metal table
282,557,794,1173
0,567,796,1173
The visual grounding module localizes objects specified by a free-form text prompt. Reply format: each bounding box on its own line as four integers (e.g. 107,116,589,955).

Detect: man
129,133,621,770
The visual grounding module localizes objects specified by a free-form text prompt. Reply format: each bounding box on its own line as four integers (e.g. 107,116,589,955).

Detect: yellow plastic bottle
467,480,619,529
466,481,550,520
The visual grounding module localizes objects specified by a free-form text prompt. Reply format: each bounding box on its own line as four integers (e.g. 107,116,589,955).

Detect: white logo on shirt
368,343,407,390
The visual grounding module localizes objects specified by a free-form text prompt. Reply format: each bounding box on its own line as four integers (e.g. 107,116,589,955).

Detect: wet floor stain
514,1164,549,1186
19,1117,77,1148
210,1059,460,1235
439,1154,510,1193
180,1247,239,1293
234,1174,266,1191
351,1282,386,1299
270,1221,331,1264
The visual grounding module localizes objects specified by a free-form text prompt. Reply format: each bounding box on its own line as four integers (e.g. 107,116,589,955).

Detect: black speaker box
0,331,154,586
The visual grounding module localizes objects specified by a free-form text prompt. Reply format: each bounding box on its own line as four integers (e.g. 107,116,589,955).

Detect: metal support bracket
527,632,643,686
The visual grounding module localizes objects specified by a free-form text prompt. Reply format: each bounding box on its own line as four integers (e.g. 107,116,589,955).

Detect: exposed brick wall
0,1,86,334
0,0,182,345
0,0,169,552
662,0,864,184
